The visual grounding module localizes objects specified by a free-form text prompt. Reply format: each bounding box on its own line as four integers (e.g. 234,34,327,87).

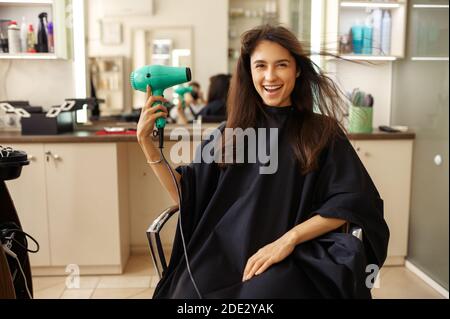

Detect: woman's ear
296,71,301,78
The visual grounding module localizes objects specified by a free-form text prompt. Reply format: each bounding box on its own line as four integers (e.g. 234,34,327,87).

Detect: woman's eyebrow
253,59,290,64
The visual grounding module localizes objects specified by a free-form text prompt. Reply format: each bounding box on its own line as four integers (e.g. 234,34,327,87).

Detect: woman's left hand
242,233,296,282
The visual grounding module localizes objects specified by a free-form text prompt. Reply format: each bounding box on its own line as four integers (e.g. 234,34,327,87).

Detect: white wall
326,60,393,128
0,60,75,109
87,0,228,110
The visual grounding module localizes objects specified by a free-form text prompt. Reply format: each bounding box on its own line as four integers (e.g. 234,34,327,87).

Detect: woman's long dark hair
223,24,348,174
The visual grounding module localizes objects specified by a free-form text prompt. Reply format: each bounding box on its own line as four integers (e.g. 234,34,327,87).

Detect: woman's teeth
264,85,283,93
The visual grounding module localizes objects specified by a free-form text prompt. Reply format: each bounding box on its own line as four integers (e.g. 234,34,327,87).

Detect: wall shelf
0,53,58,59
325,0,408,59
0,0,53,5
0,0,71,59
411,57,449,61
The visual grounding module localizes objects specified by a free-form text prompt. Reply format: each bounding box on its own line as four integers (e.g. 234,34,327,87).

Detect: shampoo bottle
381,10,391,55
372,9,382,55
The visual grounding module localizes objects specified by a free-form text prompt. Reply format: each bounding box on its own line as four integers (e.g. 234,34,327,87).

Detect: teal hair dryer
130,65,192,130
174,85,194,109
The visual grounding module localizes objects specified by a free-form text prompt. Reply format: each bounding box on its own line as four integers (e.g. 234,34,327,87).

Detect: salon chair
0,146,33,299
146,206,363,280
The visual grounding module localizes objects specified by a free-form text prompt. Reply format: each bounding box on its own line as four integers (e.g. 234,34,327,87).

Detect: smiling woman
142,25,390,299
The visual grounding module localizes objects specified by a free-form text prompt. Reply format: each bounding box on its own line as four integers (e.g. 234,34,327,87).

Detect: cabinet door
5,144,50,267
409,1,449,59
352,140,413,258
44,143,122,267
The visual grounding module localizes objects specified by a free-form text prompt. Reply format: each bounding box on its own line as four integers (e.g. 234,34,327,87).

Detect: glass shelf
340,1,404,8
339,54,399,60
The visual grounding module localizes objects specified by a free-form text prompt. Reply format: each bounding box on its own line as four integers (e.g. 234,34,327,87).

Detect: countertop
0,123,416,144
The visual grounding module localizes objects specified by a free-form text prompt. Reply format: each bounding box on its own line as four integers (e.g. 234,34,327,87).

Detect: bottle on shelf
381,10,391,55
7,21,21,54
27,24,37,53
372,9,382,55
47,21,54,53
351,19,364,54
362,15,373,55
36,12,49,53
20,17,28,53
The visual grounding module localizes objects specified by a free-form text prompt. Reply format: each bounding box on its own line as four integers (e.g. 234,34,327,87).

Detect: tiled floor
31,255,446,299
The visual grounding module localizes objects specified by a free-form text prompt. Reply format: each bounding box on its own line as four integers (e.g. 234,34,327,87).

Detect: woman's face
250,40,297,107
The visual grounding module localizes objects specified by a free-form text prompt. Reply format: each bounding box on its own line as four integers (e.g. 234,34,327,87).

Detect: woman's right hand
136,85,169,143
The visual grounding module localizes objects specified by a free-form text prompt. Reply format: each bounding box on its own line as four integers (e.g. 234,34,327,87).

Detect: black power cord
0,223,40,299
156,128,203,299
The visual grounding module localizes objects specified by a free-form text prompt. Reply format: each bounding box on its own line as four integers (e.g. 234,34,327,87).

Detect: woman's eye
255,64,265,69
278,63,288,68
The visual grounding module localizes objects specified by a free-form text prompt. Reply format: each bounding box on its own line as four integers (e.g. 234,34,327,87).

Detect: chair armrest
147,205,179,234
146,206,179,279
343,222,363,241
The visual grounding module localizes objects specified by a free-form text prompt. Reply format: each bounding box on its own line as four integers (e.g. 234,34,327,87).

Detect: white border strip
405,260,449,299
413,4,449,9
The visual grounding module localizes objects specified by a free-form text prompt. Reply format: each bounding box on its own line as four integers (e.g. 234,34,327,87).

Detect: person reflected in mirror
199,74,232,123
170,81,206,124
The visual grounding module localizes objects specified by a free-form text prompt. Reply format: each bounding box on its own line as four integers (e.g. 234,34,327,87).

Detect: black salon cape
153,105,389,299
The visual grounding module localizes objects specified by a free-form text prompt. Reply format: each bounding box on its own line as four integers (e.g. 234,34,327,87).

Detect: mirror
131,26,194,110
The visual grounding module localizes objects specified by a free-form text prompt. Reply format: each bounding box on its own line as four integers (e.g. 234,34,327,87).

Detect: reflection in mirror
89,56,125,117
132,26,194,110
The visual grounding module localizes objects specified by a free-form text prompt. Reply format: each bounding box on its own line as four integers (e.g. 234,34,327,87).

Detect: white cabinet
325,0,408,60
0,0,72,59
351,139,414,265
4,144,50,267
409,1,449,60
6,143,130,275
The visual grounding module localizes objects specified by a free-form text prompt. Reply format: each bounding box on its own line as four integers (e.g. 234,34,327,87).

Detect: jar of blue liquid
362,26,373,55
351,24,364,54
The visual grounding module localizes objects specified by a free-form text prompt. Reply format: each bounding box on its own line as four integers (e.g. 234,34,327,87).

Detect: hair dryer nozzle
186,68,192,82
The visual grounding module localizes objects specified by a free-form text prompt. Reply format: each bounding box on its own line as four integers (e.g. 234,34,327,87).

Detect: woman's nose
264,66,277,81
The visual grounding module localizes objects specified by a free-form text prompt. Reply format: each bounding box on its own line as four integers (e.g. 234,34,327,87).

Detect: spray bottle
36,12,48,53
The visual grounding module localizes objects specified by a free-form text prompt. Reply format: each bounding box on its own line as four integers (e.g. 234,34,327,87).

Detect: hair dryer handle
151,100,167,130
